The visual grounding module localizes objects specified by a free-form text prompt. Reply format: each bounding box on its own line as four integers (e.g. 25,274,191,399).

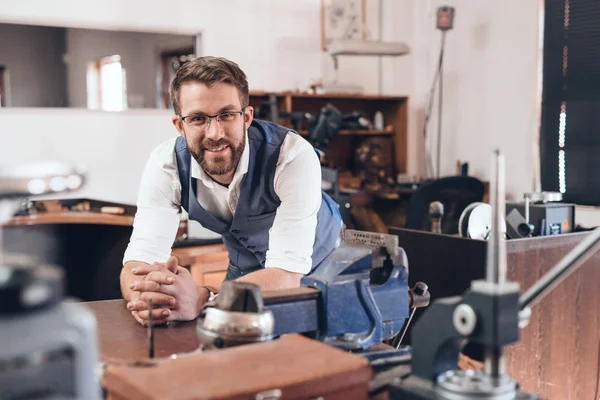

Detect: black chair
404,176,484,234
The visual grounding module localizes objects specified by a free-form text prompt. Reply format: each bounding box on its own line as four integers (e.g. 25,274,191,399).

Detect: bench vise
197,230,428,351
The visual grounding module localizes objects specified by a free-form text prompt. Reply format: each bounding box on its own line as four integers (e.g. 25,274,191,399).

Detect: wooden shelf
249,91,408,174
297,129,394,136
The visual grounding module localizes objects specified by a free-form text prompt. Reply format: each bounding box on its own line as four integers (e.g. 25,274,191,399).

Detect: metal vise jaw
300,230,410,350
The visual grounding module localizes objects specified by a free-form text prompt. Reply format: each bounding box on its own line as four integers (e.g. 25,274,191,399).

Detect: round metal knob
414,281,428,296
429,201,444,218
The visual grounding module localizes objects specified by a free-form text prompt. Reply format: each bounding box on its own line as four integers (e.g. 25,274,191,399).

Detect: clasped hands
126,256,209,326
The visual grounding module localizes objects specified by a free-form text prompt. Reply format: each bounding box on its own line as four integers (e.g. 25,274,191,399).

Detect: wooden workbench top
4,211,134,227
86,287,320,363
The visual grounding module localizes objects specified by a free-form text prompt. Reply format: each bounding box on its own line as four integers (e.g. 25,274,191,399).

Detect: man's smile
203,145,230,154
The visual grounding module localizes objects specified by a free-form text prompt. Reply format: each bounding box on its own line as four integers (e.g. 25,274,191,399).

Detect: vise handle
408,282,430,309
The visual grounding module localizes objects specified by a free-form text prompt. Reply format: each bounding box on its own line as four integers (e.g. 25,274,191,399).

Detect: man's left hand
128,256,209,323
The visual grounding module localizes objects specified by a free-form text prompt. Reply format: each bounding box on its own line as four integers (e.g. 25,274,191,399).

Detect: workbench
87,298,394,399
88,300,199,362
389,228,600,399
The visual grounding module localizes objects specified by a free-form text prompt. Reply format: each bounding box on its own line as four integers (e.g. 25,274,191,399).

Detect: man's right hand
121,260,178,326
125,257,210,325
129,292,172,326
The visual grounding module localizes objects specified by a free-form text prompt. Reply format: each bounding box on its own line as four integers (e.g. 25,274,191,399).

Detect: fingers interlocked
128,257,181,325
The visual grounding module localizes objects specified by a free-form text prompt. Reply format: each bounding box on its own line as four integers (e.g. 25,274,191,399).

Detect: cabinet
248,91,409,175
171,244,229,289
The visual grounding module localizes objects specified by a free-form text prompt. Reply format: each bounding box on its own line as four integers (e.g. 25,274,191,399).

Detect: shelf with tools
249,91,409,234
249,91,408,174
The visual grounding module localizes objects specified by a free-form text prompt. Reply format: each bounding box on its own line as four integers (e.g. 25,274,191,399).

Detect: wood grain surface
87,300,199,363
87,287,320,362
505,232,600,399
4,211,134,227
103,334,371,400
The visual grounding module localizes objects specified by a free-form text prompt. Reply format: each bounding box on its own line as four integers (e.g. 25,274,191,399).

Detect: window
540,0,600,205
86,55,127,111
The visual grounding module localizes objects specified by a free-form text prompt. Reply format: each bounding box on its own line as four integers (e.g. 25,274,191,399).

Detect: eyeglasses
179,108,246,130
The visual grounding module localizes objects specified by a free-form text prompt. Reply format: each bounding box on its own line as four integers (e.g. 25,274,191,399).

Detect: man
121,56,342,326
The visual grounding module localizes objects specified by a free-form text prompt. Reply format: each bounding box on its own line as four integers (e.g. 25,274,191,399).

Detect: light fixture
324,39,410,94
328,39,410,57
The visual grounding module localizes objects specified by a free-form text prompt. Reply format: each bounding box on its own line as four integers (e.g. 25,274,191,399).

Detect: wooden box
103,334,372,400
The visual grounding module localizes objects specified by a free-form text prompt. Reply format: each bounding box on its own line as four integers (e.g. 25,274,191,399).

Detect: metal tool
299,229,409,350
505,208,533,239
508,192,574,237
458,202,506,240
197,281,275,349
147,298,155,358
198,229,427,352
393,282,430,349
388,150,600,399
0,161,100,399
429,202,444,234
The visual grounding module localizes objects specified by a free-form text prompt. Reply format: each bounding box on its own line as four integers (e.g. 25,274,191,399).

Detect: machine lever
392,282,430,348
395,308,416,349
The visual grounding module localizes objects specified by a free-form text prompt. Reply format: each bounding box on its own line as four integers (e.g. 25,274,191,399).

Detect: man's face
172,82,253,178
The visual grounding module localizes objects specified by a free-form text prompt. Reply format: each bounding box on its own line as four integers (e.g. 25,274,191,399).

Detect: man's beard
187,132,245,177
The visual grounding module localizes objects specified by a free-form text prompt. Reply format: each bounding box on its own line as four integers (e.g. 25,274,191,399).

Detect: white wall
385,0,542,201
388,0,599,227
1,0,598,227
0,0,383,94
0,0,384,204
0,108,177,204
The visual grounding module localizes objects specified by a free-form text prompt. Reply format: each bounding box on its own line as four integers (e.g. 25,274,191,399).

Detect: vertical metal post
484,149,507,377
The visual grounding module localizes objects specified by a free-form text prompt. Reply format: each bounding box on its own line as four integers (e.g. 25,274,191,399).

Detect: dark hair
169,56,249,115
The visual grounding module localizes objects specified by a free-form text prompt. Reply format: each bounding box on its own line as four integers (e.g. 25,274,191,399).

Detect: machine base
389,376,540,400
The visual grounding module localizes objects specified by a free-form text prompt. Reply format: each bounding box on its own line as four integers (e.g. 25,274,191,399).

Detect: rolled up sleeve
265,136,322,274
122,139,182,265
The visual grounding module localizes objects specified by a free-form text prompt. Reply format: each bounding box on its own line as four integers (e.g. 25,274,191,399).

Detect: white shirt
123,130,323,274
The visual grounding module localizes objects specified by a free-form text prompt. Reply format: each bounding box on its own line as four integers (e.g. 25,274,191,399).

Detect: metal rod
436,31,447,178
147,298,155,359
520,227,600,311
395,307,416,349
484,348,506,377
484,150,507,378
486,150,507,284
